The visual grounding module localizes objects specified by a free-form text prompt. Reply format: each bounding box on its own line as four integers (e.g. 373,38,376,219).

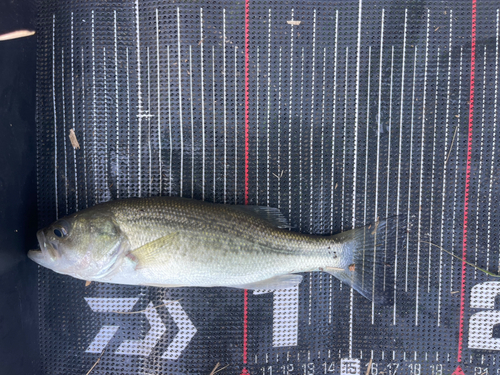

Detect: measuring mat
35,0,500,374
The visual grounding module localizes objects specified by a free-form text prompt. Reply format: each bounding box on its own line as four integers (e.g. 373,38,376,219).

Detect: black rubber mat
35,1,500,374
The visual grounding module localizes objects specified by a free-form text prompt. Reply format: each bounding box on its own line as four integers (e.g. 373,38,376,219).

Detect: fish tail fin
324,216,407,305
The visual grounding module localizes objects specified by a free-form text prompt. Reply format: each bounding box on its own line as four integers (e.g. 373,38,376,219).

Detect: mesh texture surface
35,0,500,374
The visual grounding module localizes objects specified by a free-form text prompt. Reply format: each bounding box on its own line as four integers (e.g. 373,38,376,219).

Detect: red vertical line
457,0,476,364
242,0,250,374
243,288,248,364
244,0,250,205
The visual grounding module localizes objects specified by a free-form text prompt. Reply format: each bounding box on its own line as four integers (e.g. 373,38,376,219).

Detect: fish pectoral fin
230,274,303,290
129,232,180,269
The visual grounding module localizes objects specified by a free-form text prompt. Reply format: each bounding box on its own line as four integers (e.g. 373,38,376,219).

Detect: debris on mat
209,363,229,375
0,30,35,41
69,128,80,150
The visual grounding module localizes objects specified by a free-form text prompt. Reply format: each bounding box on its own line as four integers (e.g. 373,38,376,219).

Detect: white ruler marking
266,8,272,207
126,47,131,198
92,11,97,203
234,46,238,204
416,9,431,326
147,46,152,197
104,47,109,201
490,10,499,272
135,0,143,197
320,48,326,233
177,7,184,198
71,13,78,211
156,9,161,196
349,0,363,357
437,10,453,326
212,46,216,200
394,8,408,325
428,47,441,291
200,8,205,200
223,9,227,203
167,45,173,196
52,14,59,219
475,46,487,275
61,47,68,215
363,45,372,227
81,46,89,208
342,46,349,301
384,45,394,292
330,10,339,235
352,0,363,229
308,273,313,325
374,8,384,227
256,46,260,205
190,45,195,198
328,270,333,324
450,47,464,291
288,9,295,223
309,9,317,232
299,46,304,231
361,46,372,294
372,8,384,324
115,10,120,198
349,287,354,358
278,46,283,210
341,46,348,233
406,46,418,293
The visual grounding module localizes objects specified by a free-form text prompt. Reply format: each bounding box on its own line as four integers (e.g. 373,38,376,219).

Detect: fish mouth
28,230,58,265
36,230,47,253
27,247,46,265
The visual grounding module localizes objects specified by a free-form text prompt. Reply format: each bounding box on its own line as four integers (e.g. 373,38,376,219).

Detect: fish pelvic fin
324,216,408,305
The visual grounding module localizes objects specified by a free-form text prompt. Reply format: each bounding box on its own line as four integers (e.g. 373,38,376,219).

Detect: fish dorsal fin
233,205,290,229
128,232,179,269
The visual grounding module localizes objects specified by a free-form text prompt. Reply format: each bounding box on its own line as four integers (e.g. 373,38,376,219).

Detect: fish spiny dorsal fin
232,205,290,229
129,232,179,269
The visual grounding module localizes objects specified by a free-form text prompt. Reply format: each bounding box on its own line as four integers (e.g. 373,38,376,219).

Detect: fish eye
53,227,68,238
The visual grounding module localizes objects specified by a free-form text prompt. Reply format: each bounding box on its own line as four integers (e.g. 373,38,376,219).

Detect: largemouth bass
28,197,400,303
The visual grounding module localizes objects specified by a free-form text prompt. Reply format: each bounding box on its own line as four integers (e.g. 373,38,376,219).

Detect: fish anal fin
231,274,303,290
